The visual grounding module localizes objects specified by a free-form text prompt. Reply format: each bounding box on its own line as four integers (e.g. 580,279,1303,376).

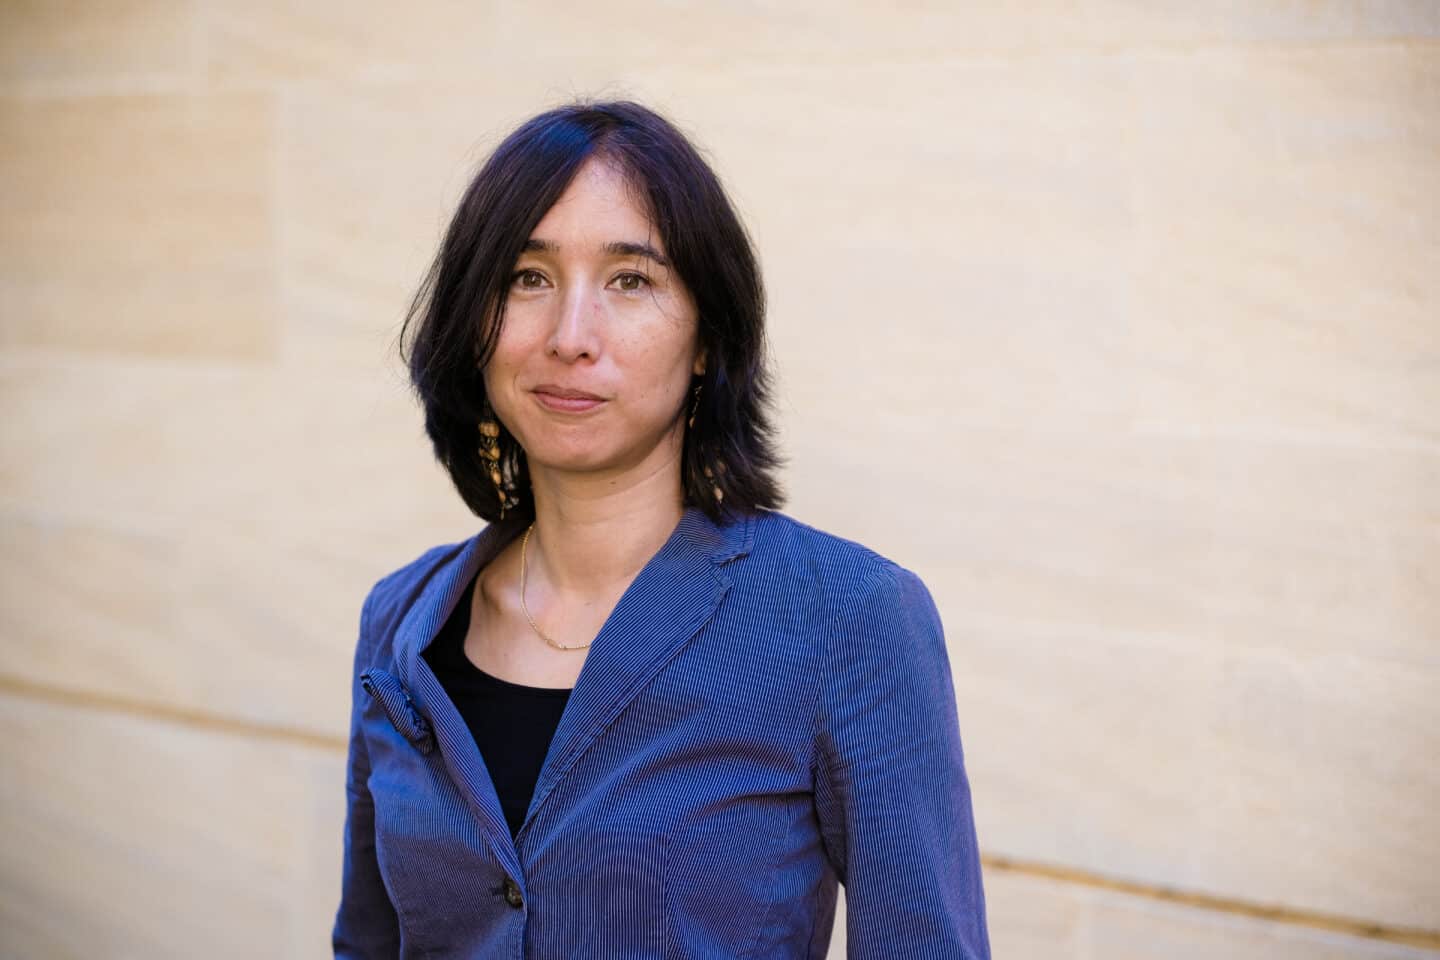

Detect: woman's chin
524,447,623,478
525,441,683,485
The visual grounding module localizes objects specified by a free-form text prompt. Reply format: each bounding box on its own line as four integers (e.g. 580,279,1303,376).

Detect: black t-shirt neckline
422,569,573,838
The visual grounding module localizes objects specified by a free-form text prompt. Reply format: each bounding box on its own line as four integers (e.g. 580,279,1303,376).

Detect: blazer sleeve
813,561,991,959
332,585,402,959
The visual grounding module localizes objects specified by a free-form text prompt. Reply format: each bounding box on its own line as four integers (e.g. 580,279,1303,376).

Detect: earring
478,411,518,518
685,381,722,504
687,381,702,429
703,463,724,505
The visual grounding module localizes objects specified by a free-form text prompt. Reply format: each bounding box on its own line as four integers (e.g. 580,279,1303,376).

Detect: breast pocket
595,662,815,958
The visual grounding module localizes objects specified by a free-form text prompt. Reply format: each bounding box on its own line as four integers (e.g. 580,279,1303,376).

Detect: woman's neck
523,452,686,599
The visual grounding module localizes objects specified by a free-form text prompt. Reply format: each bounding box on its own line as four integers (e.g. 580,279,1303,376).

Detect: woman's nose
545,284,602,362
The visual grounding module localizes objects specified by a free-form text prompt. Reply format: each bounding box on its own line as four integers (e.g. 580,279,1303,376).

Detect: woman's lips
532,389,606,413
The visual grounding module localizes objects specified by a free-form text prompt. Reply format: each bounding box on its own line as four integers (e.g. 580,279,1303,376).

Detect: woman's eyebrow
520,237,669,267
602,240,669,266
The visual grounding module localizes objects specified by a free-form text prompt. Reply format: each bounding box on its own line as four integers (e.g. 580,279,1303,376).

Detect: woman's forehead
529,159,659,242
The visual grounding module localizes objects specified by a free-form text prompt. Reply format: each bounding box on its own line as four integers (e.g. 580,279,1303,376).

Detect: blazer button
503,877,524,909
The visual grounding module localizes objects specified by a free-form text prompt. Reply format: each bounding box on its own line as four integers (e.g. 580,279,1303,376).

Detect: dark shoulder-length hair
397,98,783,528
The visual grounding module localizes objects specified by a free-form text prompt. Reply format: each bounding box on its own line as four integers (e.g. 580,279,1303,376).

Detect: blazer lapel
520,506,755,841
393,518,526,880
390,507,757,865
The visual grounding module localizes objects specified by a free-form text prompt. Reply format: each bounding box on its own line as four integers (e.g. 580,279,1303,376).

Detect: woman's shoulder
750,507,903,569
747,510,946,669
746,508,926,604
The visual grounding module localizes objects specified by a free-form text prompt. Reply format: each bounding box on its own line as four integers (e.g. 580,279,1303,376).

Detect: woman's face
483,157,704,483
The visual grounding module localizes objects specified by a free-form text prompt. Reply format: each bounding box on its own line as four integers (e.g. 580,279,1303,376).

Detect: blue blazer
334,506,990,958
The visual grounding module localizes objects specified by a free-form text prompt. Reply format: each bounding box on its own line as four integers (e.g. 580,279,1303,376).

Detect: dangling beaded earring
478,407,517,518
704,463,724,505
687,381,702,429
686,380,723,506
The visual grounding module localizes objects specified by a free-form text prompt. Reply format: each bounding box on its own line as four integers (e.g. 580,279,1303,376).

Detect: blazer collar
393,505,757,863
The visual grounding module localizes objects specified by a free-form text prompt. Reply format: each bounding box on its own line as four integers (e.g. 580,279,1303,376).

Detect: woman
334,100,990,959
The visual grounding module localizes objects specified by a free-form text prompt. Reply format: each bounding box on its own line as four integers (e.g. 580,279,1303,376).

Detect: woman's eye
512,269,546,289
613,272,649,292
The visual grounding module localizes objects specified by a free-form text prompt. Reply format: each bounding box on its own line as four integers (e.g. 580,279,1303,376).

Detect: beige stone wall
2,3,1436,957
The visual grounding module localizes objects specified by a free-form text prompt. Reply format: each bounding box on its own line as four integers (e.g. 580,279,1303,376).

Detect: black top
422,570,572,839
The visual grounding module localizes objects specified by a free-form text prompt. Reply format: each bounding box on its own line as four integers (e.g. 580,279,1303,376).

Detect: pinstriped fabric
333,507,990,959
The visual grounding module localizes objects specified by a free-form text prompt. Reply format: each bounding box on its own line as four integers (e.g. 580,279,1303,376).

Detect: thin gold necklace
520,523,591,651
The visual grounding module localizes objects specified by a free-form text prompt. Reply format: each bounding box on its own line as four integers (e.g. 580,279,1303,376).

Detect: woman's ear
692,349,707,377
